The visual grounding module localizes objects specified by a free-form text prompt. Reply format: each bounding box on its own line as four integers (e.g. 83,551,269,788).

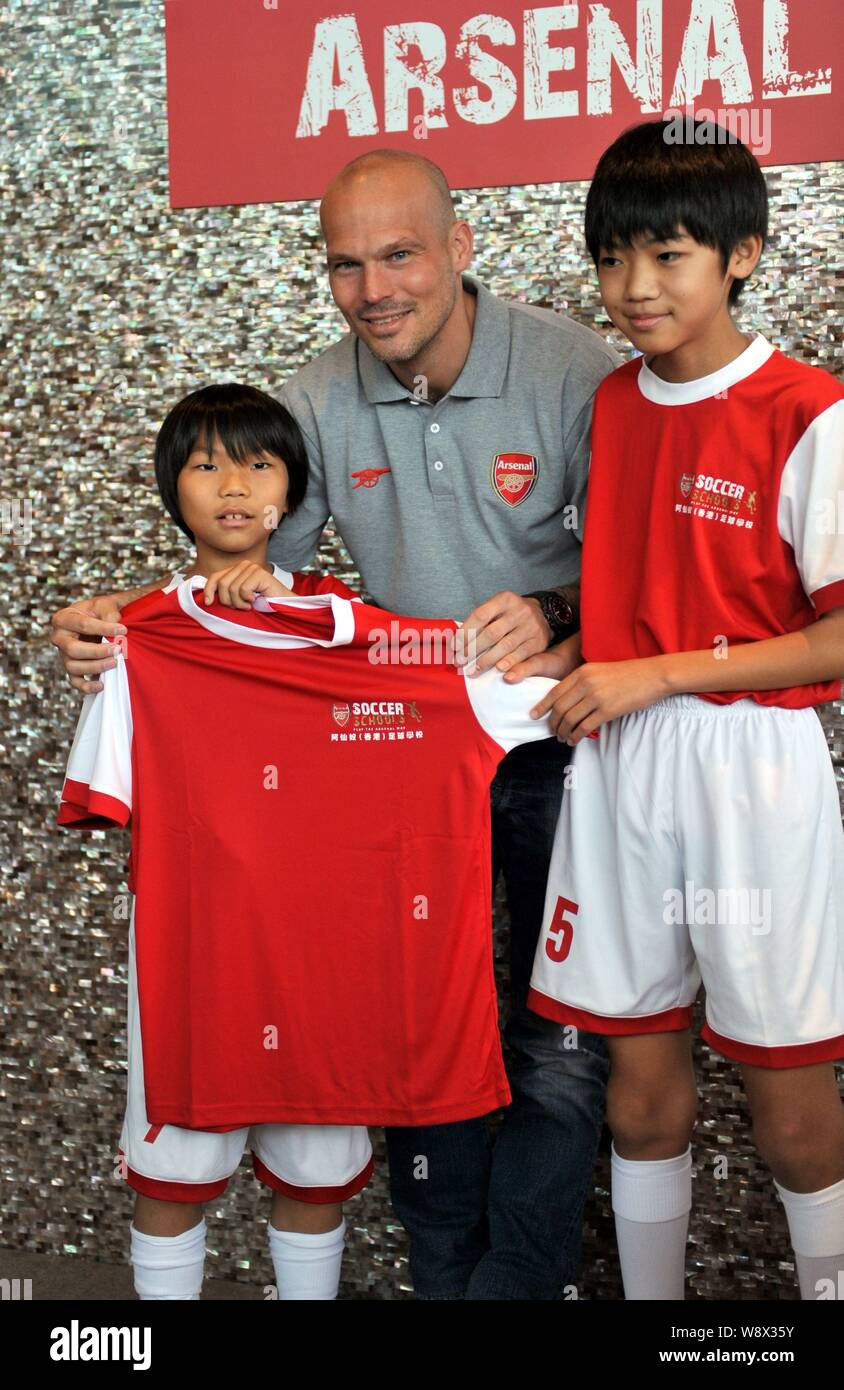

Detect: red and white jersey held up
57,577,557,1130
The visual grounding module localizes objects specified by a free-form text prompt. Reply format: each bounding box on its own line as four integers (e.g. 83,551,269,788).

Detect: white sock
775,1173,844,1300
268,1218,346,1300
611,1143,693,1300
130,1217,206,1300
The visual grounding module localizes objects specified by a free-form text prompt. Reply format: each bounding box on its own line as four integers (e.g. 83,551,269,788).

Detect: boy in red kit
57,382,561,1300
510,120,844,1300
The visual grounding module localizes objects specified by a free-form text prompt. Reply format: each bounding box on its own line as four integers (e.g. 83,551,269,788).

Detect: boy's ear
728,234,764,285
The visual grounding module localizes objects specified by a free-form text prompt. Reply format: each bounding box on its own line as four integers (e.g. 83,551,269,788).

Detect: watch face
549,595,573,628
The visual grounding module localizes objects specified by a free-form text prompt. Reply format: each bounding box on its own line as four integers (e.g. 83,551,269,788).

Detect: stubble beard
362,271,458,367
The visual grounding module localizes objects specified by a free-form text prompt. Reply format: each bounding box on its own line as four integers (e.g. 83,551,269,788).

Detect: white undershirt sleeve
462,665,559,755
57,646,133,827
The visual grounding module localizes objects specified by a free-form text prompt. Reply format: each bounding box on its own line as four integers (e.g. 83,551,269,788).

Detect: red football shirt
581,335,844,707
57,576,557,1130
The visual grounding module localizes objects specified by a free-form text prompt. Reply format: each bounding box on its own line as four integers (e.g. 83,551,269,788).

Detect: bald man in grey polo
271,272,616,618
269,270,620,1302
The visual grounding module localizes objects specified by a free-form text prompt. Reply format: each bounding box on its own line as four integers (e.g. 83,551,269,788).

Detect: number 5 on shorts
545,895,578,962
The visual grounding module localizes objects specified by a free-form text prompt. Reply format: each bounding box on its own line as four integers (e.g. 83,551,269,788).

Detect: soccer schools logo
676,470,759,528
329,600,489,746
329,697,425,745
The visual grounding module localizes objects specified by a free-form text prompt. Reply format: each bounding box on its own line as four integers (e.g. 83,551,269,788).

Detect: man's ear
450,219,474,273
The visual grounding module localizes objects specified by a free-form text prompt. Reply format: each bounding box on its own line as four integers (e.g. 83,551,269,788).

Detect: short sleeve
562,343,620,546
562,397,594,546
266,381,331,573
57,652,133,828
778,399,844,616
462,665,559,755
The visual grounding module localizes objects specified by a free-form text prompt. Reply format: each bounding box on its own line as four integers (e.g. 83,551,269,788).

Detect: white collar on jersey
637,331,775,407
162,561,293,596
176,574,356,649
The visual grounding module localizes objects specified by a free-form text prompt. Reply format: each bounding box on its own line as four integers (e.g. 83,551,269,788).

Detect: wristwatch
524,589,577,644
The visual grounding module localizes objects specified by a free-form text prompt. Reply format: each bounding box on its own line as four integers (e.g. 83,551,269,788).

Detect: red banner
164,0,842,209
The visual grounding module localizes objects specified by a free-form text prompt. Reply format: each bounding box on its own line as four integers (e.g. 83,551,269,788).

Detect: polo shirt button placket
411,392,450,497
428,421,449,493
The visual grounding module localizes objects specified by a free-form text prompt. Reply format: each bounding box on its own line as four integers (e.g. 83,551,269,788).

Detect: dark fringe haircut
153,383,309,543
585,119,768,306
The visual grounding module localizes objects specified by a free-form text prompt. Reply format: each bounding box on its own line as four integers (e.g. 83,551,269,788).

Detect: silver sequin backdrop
1,0,842,1299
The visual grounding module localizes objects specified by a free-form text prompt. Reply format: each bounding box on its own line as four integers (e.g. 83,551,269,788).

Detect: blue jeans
384,738,609,1299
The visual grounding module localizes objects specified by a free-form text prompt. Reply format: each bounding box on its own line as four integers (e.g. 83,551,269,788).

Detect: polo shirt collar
357,273,510,404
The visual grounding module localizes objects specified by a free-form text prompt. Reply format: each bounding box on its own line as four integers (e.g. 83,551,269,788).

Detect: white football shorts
118,903,373,1203
528,694,844,1067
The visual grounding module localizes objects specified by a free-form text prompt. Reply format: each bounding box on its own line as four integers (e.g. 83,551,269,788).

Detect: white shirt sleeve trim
777,399,844,606
62,654,133,819
462,665,559,754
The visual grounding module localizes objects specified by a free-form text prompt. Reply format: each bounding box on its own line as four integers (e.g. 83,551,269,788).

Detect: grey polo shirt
268,272,620,620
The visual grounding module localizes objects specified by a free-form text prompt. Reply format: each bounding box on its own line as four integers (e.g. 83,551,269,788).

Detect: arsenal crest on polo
491,452,539,507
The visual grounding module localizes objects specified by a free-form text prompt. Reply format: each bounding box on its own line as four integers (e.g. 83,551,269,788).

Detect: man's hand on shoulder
200,562,293,609
50,583,160,694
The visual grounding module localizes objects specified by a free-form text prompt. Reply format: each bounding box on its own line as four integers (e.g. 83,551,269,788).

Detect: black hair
153,383,309,543
584,118,768,306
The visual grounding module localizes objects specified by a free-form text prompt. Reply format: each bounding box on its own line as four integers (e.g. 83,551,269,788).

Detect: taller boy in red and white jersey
513,119,844,1300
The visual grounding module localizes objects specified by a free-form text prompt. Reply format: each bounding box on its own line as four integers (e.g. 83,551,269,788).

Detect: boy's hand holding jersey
525,610,844,745
198,560,294,608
